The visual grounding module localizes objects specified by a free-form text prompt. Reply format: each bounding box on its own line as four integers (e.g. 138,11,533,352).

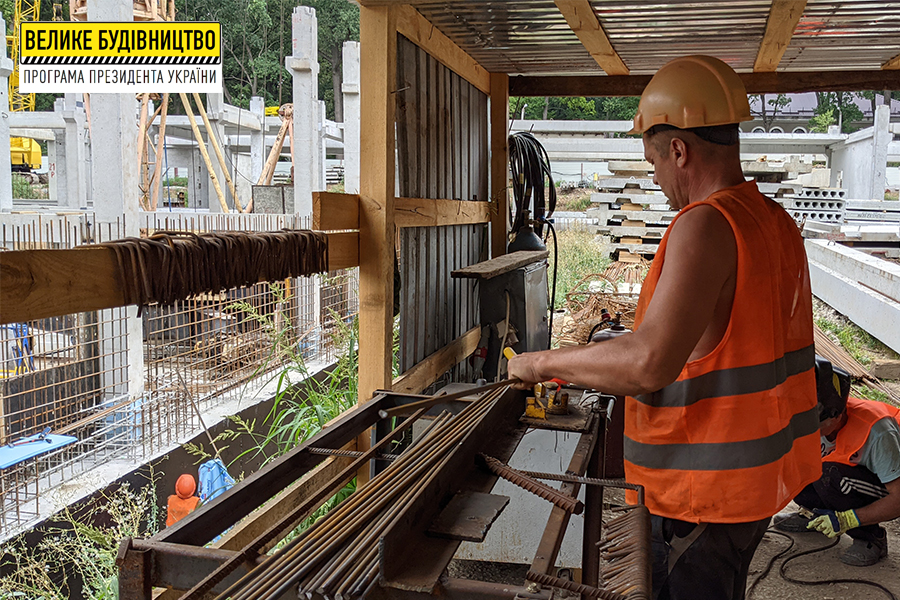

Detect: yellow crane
7,0,41,172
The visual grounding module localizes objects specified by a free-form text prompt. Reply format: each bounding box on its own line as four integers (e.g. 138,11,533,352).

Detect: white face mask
821,434,836,458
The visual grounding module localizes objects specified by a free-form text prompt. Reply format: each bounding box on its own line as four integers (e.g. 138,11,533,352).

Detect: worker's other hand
507,354,540,390
807,508,860,538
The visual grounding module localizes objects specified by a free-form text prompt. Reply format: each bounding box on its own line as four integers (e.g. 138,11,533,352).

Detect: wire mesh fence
0,211,358,536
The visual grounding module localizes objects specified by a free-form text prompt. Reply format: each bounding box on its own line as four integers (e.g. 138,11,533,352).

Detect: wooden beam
357,3,398,484
212,455,354,553
395,4,491,95
490,72,509,259
392,326,481,394
509,70,900,97
555,0,628,76
313,192,360,230
393,198,490,228
885,52,900,70
754,0,807,72
0,231,359,324
325,231,361,271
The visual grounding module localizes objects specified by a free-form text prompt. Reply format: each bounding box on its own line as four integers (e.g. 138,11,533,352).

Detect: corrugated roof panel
409,1,900,75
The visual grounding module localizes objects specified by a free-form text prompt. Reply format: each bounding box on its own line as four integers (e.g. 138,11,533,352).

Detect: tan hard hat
629,55,752,135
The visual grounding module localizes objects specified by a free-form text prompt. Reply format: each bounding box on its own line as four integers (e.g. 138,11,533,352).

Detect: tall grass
0,475,161,600
548,225,610,310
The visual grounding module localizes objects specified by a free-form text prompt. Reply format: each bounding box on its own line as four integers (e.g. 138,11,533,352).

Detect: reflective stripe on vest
625,404,819,471
623,179,821,523
634,345,815,408
825,397,900,466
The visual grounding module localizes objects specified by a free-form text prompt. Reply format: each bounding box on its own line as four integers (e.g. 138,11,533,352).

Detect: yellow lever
503,347,517,361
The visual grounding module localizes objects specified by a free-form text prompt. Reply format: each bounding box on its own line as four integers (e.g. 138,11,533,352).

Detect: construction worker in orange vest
509,55,821,600
167,473,201,527
775,356,900,566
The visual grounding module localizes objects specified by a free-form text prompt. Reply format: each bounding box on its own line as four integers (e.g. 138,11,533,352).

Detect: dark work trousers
794,461,889,543
650,515,770,600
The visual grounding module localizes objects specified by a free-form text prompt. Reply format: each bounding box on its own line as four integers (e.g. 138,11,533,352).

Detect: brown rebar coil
95,229,328,311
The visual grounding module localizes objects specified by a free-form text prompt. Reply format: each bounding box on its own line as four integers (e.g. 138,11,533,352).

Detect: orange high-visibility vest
166,494,200,527
625,180,821,523
825,397,900,466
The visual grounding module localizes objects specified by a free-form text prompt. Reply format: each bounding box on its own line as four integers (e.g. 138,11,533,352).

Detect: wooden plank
357,4,398,483
754,0,807,72
312,192,359,230
554,0,628,76
394,198,491,227
395,4,490,95
0,231,359,325
451,250,549,280
393,326,480,394
509,70,900,97
489,72,509,259
604,225,667,238
212,455,354,553
884,52,900,70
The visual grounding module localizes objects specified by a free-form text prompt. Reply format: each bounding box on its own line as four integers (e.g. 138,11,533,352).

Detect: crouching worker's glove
807,508,860,538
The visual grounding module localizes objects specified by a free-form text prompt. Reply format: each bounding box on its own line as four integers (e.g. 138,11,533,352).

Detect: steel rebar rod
519,470,645,505
228,388,506,600
182,403,431,600
479,454,584,514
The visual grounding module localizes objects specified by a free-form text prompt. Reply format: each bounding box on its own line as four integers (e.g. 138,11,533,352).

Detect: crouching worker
775,356,900,566
166,473,201,527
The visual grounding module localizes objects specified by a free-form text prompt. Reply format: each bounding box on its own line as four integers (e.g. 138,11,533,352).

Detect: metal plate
427,491,510,542
519,401,592,432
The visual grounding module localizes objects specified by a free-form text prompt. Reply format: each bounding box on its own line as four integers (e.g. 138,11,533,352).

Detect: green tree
304,0,359,122
749,93,790,132
809,107,835,133
508,96,598,120
813,92,864,133
595,96,639,120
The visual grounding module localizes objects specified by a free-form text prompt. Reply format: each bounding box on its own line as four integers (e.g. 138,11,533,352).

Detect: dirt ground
448,502,900,599
748,503,900,599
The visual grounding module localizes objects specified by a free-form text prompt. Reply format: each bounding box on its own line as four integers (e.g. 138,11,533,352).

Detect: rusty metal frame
117,389,609,600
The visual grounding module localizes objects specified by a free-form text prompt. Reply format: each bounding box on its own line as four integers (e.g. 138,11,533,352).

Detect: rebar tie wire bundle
211,385,507,600
90,230,329,312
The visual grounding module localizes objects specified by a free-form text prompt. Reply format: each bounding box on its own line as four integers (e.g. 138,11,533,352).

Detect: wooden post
136,93,150,209
150,93,168,211
179,92,229,213
490,72,509,258
357,4,397,486
192,92,243,212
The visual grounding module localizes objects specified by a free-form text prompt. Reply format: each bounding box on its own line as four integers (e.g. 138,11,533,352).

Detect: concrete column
62,94,88,209
871,105,890,201
49,126,64,204
249,96,266,185
191,146,209,209
319,100,327,191
342,41,360,194
0,12,14,212
205,93,229,212
88,0,143,401
288,6,318,218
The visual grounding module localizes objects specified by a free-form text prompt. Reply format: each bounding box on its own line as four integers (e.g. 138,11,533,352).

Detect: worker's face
819,413,845,439
643,134,687,210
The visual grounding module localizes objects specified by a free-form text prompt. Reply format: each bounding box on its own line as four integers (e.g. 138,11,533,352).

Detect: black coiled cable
508,131,556,237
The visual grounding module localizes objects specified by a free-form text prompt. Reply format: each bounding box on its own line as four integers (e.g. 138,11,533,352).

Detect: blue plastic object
198,458,235,503
0,433,77,469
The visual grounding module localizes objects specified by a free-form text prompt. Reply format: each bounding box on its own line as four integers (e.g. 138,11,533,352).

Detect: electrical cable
747,528,897,600
508,131,555,238
539,217,558,349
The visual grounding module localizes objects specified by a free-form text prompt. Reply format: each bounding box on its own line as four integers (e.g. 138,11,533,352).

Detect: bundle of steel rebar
212,385,507,600
597,506,652,600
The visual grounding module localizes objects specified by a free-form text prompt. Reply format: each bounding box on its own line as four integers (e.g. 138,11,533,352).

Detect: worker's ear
670,137,689,168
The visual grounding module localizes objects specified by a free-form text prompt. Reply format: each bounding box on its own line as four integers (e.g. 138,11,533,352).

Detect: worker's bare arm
854,477,900,527
508,204,736,395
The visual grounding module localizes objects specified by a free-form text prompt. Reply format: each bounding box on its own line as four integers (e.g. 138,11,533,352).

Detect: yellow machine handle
503,347,517,361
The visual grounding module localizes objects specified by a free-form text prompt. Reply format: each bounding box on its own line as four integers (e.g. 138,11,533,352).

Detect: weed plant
11,175,40,199
0,476,160,600
548,225,611,310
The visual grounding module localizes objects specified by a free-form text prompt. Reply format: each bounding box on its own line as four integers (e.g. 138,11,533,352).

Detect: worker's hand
507,353,541,390
807,508,860,538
